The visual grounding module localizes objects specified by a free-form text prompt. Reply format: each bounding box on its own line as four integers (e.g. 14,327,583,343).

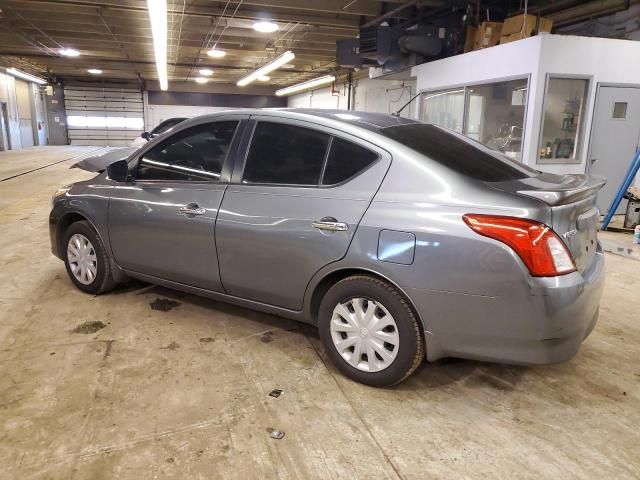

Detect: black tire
63,220,115,295
318,275,424,387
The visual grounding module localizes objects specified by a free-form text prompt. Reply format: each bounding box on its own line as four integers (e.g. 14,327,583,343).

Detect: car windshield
151,118,187,135
380,123,539,182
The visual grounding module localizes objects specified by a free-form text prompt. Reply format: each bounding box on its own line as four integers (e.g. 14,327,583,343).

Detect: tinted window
380,123,539,182
243,122,330,185
151,117,187,136
137,121,238,181
322,138,378,185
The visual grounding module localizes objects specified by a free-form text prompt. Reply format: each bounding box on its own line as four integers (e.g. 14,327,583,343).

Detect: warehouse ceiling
0,0,635,92
0,0,415,90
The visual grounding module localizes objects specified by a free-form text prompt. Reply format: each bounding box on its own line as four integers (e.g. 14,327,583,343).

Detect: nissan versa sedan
50,109,605,387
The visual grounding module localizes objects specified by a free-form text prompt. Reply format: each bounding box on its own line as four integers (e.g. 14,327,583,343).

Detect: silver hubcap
330,297,399,373
67,234,98,285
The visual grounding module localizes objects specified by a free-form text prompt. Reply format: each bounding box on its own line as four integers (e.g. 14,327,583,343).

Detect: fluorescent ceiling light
195,77,208,84
253,21,279,33
207,48,226,58
87,68,102,74
276,75,336,96
6,68,47,85
199,68,213,76
258,75,270,81
59,48,80,57
237,50,295,87
147,0,168,91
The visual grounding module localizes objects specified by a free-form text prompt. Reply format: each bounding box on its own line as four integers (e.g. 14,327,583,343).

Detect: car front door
215,117,391,310
108,116,246,291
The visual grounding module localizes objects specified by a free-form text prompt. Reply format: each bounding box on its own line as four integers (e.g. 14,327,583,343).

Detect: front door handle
179,203,206,216
312,216,348,232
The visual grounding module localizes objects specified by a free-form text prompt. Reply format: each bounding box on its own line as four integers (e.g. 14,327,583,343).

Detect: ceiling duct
337,21,452,74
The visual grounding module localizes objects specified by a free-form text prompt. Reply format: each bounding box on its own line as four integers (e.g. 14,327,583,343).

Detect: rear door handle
312,217,348,232
179,203,206,216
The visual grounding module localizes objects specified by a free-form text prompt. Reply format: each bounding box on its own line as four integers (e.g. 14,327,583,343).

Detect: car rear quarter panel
304,146,556,360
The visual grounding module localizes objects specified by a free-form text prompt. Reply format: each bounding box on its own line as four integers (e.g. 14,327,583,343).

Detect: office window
420,89,465,133
538,77,589,164
136,121,238,181
613,102,627,119
420,79,528,160
465,79,528,160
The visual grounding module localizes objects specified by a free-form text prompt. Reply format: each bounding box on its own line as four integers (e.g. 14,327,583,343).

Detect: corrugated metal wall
63,85,143,146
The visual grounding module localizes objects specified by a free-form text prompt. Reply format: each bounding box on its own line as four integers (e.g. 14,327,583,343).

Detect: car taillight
462,214,576,277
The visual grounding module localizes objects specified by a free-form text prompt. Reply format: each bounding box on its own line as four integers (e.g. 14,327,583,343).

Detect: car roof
180,108,419,133
276,109,419,131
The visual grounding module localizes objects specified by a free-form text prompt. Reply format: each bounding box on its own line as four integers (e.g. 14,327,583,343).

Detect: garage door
64,85,143,146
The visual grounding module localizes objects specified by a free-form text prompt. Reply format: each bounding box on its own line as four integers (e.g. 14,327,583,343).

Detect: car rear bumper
407,246,606,365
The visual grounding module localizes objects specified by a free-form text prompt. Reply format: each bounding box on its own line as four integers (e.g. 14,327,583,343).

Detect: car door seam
301,153,395,315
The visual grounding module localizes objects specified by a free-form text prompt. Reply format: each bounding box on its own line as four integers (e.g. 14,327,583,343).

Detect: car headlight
52,185,72,204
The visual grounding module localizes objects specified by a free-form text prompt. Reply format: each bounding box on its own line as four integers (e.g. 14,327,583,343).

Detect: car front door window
137,121,238,182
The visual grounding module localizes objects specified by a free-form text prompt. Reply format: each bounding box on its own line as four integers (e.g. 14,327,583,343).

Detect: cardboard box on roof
464,25,477,52
500,32,526,45
474,22,503,50
501,14,553,40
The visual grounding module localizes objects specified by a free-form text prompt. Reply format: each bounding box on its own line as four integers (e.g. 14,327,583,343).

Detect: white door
588,85,640,214
15,79,34,148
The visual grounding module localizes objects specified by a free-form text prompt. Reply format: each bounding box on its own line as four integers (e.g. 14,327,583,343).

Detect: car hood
70,147,138,172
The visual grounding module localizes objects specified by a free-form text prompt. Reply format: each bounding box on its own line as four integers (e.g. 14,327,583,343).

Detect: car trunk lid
491,172,606,273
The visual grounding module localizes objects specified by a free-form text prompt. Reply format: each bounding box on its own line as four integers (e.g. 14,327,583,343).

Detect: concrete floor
1,146,639,479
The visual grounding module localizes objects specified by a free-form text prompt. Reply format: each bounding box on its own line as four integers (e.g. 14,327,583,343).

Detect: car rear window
380,123,539,182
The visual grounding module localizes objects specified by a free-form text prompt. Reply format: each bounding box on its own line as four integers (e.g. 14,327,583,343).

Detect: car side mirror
141,131,150,140
106,160,130,182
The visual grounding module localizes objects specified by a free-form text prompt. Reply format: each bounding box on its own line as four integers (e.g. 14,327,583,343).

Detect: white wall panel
286,78,416,118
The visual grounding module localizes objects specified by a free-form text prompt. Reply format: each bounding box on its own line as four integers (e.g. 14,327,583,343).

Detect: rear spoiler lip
517,175,607,206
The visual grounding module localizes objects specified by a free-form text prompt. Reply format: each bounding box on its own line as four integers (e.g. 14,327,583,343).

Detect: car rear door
215,117,391,310
108,115,247,291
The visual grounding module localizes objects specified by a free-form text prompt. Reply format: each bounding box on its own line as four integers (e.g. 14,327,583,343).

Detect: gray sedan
50,109,605,386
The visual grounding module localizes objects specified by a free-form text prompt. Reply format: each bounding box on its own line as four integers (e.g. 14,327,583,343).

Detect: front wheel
63,221,115,295
318,275,424,387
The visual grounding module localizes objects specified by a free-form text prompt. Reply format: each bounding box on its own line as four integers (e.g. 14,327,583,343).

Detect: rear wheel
63,221,115,294
318,275,424,387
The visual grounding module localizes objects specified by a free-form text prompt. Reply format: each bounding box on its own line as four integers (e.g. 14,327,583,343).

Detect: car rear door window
322,137,378,185
243,122,330,185
136,121,238,181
